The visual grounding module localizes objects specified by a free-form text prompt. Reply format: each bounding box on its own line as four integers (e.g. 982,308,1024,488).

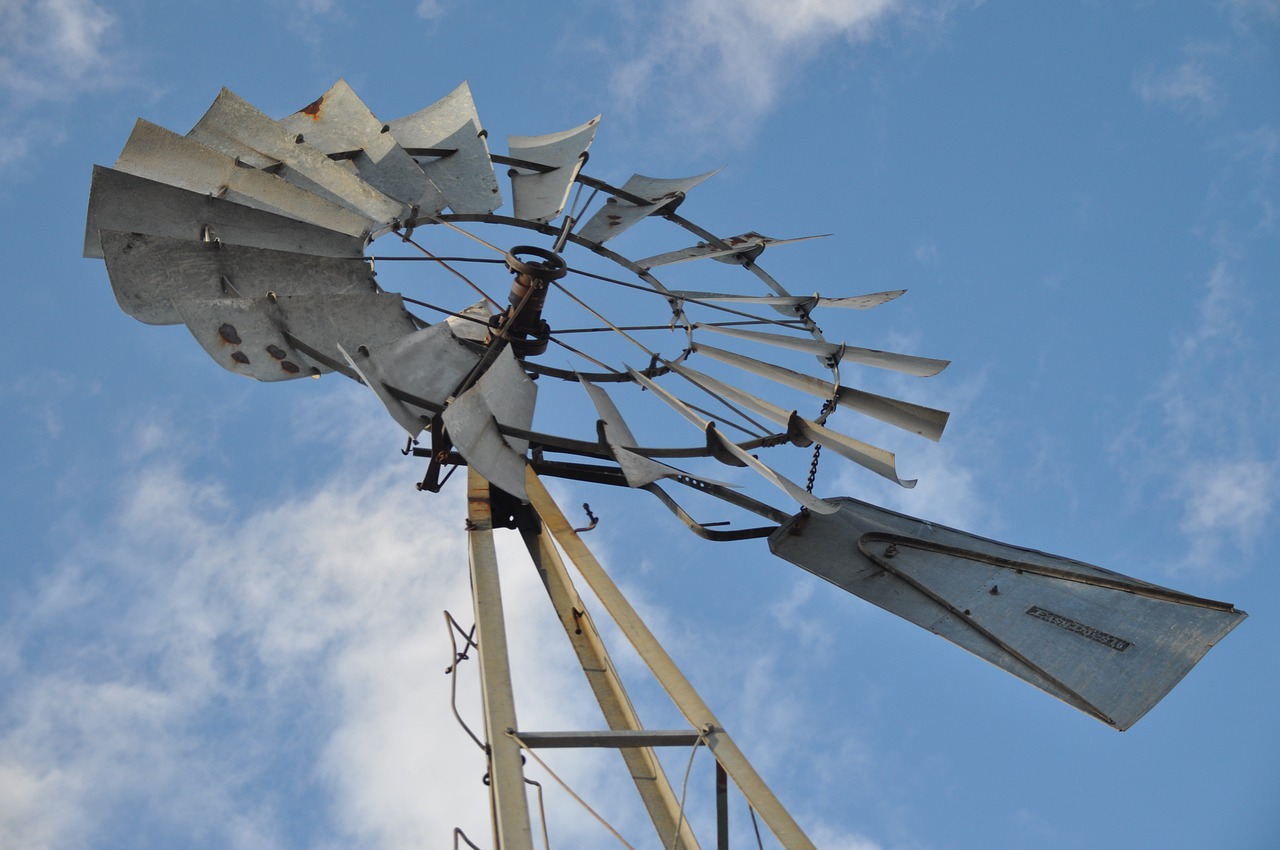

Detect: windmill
84,80,1246,849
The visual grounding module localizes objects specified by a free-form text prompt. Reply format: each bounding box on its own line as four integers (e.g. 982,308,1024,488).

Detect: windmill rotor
85,78,1246,848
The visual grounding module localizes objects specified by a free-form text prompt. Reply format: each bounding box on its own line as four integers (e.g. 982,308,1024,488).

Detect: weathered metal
667,360,916,487
769,497,1247,730
507,116,599,224
691,341,950,440
189,88,406,227
577,170,719,244
279,79,449,215
115,119,371,238
493,245,565,357
344,322,481,436
386,81,503,215
99,230,377,325
626,366,842,514
466,470,535,850
176,292,416,382
695,323,952,376
635,231,827,270
579,377,679,487
84,166,364,260
670,288,905,310
443,348,536,499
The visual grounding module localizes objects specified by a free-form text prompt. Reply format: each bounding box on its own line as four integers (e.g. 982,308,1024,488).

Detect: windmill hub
491,244,566,357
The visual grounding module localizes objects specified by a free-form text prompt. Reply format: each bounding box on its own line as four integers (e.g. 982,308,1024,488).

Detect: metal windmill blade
278,79,449,215
770,497,1245,731
386,81,503,215
506,116,600,224
85,80,1246,850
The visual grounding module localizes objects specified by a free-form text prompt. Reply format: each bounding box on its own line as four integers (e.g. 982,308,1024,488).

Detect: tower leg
517,507,701,850
525,467,818,850
467,469,535,850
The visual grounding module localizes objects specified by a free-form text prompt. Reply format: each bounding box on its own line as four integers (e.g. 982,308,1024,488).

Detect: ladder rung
514,730,704,749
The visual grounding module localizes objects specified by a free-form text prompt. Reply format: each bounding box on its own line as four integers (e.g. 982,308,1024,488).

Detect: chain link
805,398,837,493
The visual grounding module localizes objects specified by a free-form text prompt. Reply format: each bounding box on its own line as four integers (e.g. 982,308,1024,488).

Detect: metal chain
805,398,837,493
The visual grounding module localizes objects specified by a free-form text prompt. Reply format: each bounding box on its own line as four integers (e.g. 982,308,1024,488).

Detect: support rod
520,513,701,850
525,467,818,850
467,470,535,850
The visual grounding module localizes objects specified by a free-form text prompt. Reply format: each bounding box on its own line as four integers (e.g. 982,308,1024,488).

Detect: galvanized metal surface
626,367,840,515
526,469,818,850
667,361,914,488
577,170,718,244
174,296,321,382
176,292,418,383
579,377,674,487
696,323,951,377
769,497,1247,730
443,348,536,499
445,299,494,342
635,232,826,270
279,79,449,215
84,166,364,260
188,88,406,227
100,230,378,325
115,119,371,238
524,528,700,850
691,342,950,440
507,117,599,224
345,323,480,436
467,470,535,850
387,81,503,215
671,289,905,311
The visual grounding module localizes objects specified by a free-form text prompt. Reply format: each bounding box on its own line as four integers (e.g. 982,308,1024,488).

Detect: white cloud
609,0,903,140
6,376,837,848
1134,59,1217,112
1224,0,1280,26
416,0,446,21
0,0,119,101
0,402,641,849
0,0,122,174
1110,261,1276,580
1179,460,1272,541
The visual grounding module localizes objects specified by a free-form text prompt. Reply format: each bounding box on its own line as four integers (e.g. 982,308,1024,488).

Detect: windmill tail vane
84,78,1245,849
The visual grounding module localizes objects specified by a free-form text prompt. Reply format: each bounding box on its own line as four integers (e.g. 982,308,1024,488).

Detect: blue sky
2,1,1277,848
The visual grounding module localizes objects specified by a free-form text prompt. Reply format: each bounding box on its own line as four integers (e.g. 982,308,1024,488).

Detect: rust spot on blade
281,361,301,374
219,323,242,345
301,95,324,120
231,351,250,365
606,214,622,226
266,344,287,360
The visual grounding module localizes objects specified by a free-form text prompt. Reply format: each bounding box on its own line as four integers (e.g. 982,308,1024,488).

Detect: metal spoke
400,233,503,309
563,265,821,333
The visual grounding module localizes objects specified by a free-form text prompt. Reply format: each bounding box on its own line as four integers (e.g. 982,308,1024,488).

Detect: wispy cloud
608,0,906,142
1133,58,1218,113
0,0,120,102
7,377,861,848
0,0,123,174
1110,260,1276,580
416,0,446,21
0,397,644,849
